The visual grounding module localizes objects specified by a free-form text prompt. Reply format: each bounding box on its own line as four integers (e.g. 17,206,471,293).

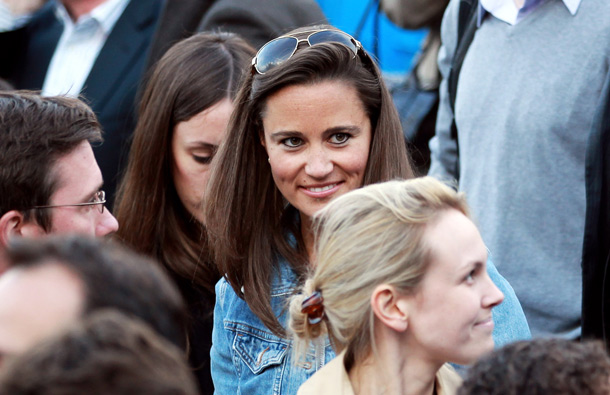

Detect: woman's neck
348,335,441,395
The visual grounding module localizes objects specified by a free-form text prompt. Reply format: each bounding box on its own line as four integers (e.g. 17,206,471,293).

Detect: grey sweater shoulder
430,0,610,337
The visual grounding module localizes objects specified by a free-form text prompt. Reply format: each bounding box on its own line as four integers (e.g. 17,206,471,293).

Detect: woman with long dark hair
114,32,255,393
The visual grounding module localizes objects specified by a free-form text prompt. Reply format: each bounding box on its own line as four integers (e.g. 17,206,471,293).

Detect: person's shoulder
436,364,463,395
12,0,55,32
298,351,354,395
119,0,162,25
270,256,299,296
203,0,325,24
214,276,240,312
207,0,318,9
215,276,230,296
439,0,462,47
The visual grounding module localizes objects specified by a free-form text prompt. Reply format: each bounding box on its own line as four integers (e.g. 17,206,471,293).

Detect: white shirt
41,0,129,97
479,0,581,25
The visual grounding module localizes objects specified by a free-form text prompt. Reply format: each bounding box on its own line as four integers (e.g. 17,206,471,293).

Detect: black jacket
582,68,610,347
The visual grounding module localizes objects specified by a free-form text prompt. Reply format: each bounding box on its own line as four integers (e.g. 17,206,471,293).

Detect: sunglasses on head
251,29,366,75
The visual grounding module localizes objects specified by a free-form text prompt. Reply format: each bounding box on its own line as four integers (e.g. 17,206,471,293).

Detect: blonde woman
290,177,504,395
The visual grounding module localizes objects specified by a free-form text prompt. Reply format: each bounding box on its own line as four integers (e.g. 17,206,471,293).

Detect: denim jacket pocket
230,324,289,375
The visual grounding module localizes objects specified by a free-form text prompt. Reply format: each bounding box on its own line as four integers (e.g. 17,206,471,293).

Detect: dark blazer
0,0,163,206
582,68,610,348
146,0,327,70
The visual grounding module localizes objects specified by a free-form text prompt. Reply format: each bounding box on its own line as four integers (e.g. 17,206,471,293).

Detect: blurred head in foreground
0,310,198,395
0,235,186,367
458,338,610,395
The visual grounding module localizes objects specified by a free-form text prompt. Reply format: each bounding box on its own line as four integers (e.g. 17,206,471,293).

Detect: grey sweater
429,0,610,337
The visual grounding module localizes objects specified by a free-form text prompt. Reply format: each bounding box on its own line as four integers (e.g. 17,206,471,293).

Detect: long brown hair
204,26,414,335
114,33,255,295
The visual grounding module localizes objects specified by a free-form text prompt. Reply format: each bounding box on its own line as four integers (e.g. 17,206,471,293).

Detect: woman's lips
300,182,342,198
474,316,494,330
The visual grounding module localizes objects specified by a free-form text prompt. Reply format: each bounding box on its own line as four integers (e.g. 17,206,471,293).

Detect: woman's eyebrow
270,130,303,139
322,125,361,139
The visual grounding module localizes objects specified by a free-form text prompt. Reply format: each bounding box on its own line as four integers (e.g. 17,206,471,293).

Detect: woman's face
261,81,372,222
171,98,233,223
403,209,504,366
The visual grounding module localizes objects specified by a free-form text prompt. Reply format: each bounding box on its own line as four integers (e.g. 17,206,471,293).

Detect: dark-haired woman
204,26,530,395
113,32,255,393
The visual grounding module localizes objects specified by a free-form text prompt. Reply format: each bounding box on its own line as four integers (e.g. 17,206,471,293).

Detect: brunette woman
290,177,503,395
113,32,255,393
204,26,530,395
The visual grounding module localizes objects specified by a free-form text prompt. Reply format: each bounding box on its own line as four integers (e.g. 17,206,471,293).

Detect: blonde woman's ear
370,284,409,333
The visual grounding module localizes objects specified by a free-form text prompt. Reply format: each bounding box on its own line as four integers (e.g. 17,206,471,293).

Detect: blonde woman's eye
330,133,350,144
463,269,476,284
282,137,303,148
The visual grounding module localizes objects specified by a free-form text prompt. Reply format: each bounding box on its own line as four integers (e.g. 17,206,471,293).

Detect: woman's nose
304,148,333,179
483,275,505,309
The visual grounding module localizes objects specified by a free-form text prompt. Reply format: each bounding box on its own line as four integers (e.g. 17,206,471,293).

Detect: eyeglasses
252,29,366,75
31,190,107,214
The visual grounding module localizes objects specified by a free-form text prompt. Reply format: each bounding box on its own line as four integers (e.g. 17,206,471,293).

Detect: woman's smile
300,182,343,198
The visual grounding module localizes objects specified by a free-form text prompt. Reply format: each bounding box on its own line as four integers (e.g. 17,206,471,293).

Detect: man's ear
370,284,410,333
0,210,44,246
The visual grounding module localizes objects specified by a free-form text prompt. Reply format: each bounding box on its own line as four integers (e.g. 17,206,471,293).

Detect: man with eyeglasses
0,91,119,269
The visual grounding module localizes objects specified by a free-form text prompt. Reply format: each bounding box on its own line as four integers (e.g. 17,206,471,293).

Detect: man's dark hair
0,310,198,395
0,91,103,230
459,338,610,395
5,235,187,348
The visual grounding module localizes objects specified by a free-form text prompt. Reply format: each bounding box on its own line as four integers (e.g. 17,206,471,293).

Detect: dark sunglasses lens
308,31,358,55
256,37,299,74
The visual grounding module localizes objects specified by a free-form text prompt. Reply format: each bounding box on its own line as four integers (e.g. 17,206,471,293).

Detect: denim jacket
211,257,334,395
211,256,530,395
487,257,531,346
